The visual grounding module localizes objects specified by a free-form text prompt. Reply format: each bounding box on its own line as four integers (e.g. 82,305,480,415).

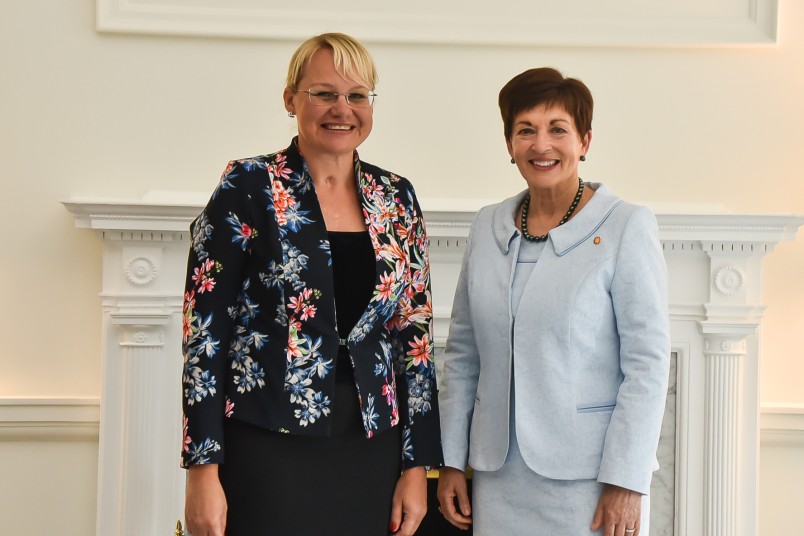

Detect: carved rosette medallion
125,256,158,286
713,266,744,296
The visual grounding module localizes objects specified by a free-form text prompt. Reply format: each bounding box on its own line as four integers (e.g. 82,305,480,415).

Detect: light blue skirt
472,403,650,535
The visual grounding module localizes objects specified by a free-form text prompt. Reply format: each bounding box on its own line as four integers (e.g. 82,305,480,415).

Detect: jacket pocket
576,402,616,413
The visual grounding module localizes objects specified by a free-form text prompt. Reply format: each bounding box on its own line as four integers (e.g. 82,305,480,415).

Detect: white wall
1,1,802,534
0,437,98,535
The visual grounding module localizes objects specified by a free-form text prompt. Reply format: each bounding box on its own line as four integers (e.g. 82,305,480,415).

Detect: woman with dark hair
437,67,670,536
181,32,442,536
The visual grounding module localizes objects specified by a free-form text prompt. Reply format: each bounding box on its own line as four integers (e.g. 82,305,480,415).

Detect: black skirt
219,376,403,536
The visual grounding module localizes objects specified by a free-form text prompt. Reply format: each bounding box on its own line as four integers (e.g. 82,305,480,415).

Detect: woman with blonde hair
181,33,442,536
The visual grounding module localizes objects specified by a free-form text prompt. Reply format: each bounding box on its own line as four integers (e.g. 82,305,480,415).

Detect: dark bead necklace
520,177,584,242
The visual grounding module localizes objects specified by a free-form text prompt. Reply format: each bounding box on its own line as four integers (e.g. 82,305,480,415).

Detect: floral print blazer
181,139,442,470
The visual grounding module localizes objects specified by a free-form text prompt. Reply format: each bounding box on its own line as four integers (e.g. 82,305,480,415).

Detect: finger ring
625,529,636,534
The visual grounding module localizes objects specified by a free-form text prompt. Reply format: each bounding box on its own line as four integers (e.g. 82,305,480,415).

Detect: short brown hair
286,32,378,91
498,67,593,139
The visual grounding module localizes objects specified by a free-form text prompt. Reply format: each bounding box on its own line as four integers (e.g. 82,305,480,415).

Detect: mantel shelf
63,193,804,244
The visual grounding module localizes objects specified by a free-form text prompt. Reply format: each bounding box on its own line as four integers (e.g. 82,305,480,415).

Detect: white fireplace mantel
64,192,803,536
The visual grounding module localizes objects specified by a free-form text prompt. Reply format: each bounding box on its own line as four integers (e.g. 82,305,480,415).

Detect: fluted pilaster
702,334,746,536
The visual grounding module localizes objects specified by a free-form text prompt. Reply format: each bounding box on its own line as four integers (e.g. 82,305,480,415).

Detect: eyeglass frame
293,86,377,108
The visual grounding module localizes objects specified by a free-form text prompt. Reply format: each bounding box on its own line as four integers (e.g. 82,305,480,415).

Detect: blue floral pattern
181,139,442,470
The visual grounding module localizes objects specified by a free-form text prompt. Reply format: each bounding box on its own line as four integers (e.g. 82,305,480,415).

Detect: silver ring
625,529,636,534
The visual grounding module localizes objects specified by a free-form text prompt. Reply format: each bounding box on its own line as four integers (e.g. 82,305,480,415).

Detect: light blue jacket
439,183,670,494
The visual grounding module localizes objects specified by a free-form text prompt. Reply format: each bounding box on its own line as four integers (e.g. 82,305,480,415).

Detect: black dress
219,231,402,536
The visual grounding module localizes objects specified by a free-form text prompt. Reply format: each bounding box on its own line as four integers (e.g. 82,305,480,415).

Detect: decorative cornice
62,191,207,232
64,193,804,246
656,213,804,243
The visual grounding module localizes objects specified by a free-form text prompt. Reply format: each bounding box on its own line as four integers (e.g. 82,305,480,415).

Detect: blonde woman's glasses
297,87,376,108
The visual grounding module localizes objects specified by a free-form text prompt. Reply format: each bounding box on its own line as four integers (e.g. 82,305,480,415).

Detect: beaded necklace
520,177,584,242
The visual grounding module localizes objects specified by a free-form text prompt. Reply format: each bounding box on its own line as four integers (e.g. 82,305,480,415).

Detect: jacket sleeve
181,161,255,467
393,182,444,470
597,206,671,494
437,214,481,471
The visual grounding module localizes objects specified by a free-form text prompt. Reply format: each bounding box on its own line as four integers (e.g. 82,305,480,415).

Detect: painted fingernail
389,522,398,532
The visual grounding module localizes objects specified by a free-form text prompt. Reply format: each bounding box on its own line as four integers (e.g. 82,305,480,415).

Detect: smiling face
507,103,591,191
284,47,373,160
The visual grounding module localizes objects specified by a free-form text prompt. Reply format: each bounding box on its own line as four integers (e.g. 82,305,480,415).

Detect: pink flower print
224,398,235,418
272,180,296,226
415,233,428,251
380,203,396,224
198,277,216,293
407,334,433,368
396,300,414,328
289,289,317,319
272,181,291,210
286,327,304,361
286,343,301,362
191,266,206,286
378,241,406,263
375,271,397,302
411,269,427,294
271,154,292,179
300,304,317,321
408,302,432,326
182,291,196,342
288,295,305,313
361,180,383,199
191,259,218,293
240,223,254,238
182,315,192,343
382,381,396,406
182,417,191,452
183,291,196,313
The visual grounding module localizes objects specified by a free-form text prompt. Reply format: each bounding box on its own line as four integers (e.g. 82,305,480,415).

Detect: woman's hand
389,466,427,536
590,483,641,536
184,464,227,536
436,467,472,531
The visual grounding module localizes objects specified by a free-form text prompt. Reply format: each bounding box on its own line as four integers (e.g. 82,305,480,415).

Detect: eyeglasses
296,87,377,108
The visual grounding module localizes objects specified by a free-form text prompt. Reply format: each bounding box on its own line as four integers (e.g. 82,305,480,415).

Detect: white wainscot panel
64,192,802,536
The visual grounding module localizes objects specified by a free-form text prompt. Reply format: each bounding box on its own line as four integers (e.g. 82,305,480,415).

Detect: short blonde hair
286,32,378,91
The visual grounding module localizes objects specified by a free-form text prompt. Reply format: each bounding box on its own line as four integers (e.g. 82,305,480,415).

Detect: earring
288,112,296,118
580,155,586,162
510,157,516,164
